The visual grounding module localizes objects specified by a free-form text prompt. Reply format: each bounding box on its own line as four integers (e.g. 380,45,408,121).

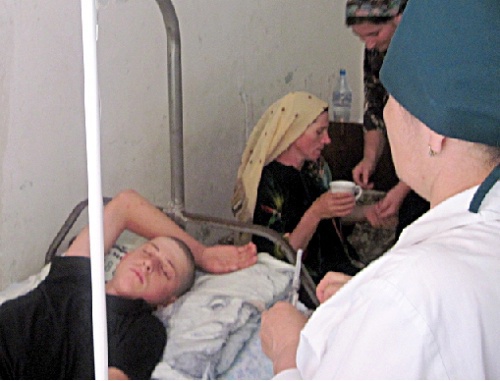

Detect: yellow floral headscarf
231,91,328,222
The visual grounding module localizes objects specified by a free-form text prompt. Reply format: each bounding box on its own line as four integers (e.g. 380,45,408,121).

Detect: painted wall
0,0,363,289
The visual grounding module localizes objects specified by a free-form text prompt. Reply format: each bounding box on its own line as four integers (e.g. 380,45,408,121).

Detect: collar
469,165,500,213
106,294,154,315
395,181,500,249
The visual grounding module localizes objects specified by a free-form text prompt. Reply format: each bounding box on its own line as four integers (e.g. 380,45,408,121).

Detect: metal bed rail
181,211,319,306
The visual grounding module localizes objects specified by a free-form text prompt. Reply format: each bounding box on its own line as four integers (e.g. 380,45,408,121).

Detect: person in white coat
259,0,500,378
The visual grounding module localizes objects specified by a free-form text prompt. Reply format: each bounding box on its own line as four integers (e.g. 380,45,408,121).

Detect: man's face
351,18,399,52
108,237,193,306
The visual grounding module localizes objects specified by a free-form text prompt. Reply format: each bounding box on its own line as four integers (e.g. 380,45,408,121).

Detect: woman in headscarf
232,91,364,283
260,0,500,378
345,0,430,238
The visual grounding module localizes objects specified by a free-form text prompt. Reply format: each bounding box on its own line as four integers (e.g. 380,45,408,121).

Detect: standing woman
346,0,430,238
232,92,363,283
260,0,500,378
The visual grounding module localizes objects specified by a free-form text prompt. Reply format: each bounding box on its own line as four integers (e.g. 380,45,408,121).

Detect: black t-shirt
0,256,166,379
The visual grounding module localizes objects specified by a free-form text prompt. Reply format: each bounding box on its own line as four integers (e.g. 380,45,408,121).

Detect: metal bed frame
45,0,319,307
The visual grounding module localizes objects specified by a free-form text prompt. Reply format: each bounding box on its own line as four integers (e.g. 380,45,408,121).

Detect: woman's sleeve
363,49,388,132
252,169,290,258
254,174,285,230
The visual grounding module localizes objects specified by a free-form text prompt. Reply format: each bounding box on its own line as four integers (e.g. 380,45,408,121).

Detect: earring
428,145,437,157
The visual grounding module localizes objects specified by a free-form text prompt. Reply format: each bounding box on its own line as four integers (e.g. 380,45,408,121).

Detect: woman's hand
310,191,357,220
353,129,385,189
364,204,398,229
288,192,355,253
373,181,410,219
260,301,309,374
316,272,352,303
352,158,376,190
288,191,356,255
363,182,410,229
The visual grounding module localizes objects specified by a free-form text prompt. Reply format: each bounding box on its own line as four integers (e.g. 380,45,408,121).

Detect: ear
428,129,446,155
393,14,403,26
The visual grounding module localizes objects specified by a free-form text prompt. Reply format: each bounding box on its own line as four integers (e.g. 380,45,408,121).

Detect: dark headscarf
346,0,408,25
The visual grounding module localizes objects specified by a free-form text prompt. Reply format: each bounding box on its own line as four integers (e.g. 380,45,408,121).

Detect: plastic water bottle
332,69,352,123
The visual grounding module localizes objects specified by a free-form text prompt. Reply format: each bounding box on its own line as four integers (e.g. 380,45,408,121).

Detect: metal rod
155,0,185,212
181,211,319,306
80,0,108,377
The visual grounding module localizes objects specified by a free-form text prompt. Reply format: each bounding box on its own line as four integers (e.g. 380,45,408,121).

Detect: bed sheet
219,325,273,380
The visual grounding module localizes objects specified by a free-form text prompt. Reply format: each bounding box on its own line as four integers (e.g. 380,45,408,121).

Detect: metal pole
155,0,185,212
80,1,108,379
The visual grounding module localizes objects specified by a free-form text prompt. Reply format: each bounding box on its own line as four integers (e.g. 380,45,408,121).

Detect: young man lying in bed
0,189,258,380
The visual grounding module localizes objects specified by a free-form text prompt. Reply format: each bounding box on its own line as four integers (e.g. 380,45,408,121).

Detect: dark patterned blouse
363,48,388,133
252,159,360,283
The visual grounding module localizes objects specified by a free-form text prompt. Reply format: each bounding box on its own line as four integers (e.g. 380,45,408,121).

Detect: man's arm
66,189,257,273
65,189,195,258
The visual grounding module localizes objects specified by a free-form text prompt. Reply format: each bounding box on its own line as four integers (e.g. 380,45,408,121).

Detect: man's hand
316,271,352,303
260,301,308,374
197,242,257,274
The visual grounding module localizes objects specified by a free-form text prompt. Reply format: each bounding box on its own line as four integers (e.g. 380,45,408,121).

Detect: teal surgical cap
380,0,500,148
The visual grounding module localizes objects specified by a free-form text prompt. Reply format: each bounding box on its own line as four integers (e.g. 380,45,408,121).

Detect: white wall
0,0,363,289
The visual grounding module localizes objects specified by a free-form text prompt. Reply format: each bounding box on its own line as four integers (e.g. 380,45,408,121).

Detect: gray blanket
153,253,294,379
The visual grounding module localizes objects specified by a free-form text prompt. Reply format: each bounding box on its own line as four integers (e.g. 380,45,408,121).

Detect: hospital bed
0,196,315,379
11,192,394,379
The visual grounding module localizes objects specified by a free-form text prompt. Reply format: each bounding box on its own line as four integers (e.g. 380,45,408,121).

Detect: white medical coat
275,183,500,379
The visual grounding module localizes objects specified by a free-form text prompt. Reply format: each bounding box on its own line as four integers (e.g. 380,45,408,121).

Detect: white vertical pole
80,1,108,379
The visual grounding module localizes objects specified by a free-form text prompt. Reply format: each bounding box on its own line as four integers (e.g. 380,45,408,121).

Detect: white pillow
0,263,51,305
104,244,128,281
